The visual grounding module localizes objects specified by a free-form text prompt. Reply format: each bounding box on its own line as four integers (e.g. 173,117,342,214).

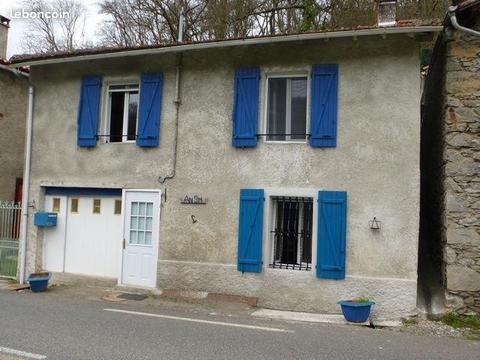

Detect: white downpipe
449,5,480,37
19,86,34,284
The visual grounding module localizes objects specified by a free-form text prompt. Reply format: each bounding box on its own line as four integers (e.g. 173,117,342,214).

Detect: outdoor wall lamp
369,217,381,230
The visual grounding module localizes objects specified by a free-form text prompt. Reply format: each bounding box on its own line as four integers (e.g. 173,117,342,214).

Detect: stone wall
0,22,8,60
0,69,28,201
443,17,480,314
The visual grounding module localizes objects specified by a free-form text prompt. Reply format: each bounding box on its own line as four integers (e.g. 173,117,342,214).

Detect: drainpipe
449,5,480,37
158,54,182,184
159,11,184,184
19,86,34,284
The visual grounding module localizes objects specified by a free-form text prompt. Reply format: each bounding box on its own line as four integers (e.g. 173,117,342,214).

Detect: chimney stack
376,0,397,27
0,15,10,60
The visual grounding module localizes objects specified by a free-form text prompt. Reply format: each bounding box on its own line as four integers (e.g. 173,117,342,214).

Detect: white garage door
43,195,122,278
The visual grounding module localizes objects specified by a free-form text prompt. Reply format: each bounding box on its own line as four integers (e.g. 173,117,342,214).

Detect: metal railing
0,201,21,278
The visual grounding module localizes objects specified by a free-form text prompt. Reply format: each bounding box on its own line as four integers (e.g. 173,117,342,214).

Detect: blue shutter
77,75,102,147
310,64,339,148
237,189,264,272
316,191,347,279
137,73,163,147
232,68,260,148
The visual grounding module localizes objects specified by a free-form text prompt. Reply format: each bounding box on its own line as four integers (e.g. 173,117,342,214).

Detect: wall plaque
181,195,207,205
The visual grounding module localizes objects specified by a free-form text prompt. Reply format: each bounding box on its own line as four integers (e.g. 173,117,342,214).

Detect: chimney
376,0,397,27
0,15,10,60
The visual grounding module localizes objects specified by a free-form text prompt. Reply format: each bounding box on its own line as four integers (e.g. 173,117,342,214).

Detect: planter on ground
27,272,51,292
337,299,375,323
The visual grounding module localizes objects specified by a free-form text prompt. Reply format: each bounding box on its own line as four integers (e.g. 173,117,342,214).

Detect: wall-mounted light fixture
369,217,381,230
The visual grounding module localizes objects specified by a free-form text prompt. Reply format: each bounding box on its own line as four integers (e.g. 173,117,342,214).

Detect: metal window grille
270,196,313,271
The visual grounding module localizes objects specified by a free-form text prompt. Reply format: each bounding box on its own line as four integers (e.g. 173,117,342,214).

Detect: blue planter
337,300,375,323
27,272,51,293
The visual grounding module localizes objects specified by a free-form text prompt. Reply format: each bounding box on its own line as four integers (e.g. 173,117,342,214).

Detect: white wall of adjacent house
43,195,122,278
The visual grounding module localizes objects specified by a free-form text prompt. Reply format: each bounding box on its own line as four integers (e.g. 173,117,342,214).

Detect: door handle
123,238,126,249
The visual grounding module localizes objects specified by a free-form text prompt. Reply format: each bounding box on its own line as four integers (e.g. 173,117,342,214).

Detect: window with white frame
106,83,139,143
270,196,313,271
266,76,308,142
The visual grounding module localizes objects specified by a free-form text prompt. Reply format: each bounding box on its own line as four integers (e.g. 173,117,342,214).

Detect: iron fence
0,201,21,278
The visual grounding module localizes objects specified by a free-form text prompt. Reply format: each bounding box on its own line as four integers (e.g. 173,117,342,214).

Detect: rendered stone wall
443,18,480,314
0,69,28,201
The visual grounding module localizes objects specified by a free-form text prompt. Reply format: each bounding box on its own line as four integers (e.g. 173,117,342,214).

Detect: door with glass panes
121,190,161,287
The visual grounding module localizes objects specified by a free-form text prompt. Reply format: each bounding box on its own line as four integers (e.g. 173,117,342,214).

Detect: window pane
139,203,146,216
130,216,138,229
146,203,153,216
146,217,152,231
131,202,139,215
130,230,137,244
290,78,307,140
114,199,122,215
137,231,145,245
93,199,101,214
267,78,287,141
52,198,61,213
127,92,138,141
70,198,79,213
109,92,125,142
138,217,145,230
145,232,152,245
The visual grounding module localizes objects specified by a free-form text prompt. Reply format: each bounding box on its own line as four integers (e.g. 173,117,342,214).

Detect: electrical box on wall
34,212,57,227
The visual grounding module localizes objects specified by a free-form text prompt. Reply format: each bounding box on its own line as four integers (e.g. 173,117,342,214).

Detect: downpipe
449,5,480,37
158,54,182,184
19,86,34,284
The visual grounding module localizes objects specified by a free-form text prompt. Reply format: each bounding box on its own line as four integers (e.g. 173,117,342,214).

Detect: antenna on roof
178,9,185,43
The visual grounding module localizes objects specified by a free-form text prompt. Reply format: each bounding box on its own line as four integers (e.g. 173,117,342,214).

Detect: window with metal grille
270,196,313,271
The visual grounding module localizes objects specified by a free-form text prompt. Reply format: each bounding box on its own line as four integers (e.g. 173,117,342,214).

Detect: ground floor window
270,196,313,271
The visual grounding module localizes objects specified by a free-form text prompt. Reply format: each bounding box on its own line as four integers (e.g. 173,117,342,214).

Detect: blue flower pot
27,272,51,293
337,300,375,323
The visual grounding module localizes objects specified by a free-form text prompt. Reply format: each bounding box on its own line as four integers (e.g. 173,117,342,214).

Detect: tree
21,0,88,54
96,0,452,49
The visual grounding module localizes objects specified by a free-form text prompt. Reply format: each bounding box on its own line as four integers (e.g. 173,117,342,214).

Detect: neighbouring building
420,0,480,316
9,6,442,319
0,15,28,202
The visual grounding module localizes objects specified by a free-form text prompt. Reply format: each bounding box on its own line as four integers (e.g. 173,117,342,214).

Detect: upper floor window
107,83,139,143
266,76,308,142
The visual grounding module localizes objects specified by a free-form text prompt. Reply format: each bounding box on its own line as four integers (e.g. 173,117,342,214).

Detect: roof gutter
0,63,29,77
449,5,480,37
8,26,442,68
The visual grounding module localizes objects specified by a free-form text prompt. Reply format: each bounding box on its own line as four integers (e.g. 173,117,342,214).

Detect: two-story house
10,10,441,318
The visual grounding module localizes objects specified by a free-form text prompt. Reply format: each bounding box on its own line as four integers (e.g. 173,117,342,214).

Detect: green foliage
441,312,480,330
402,317,418,326
350,297,371,303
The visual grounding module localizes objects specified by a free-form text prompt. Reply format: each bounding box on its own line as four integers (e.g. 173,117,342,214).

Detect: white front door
121,190,161,288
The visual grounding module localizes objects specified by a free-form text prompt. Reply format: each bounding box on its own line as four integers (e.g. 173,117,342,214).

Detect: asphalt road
0,289,479,360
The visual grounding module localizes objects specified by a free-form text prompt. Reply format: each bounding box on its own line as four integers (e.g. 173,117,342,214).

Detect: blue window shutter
310,64,339,148
237,189,264,272
137,73,163,147
77,75,102,147
316,190,347,279
232,68,260,148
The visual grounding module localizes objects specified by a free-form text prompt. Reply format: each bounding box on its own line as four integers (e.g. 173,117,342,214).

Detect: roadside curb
251,309,402,328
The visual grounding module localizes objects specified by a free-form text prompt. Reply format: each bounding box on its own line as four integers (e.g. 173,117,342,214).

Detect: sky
0,0,105,58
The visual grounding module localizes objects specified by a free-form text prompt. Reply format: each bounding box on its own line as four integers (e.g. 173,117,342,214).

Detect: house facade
11,24,441,319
